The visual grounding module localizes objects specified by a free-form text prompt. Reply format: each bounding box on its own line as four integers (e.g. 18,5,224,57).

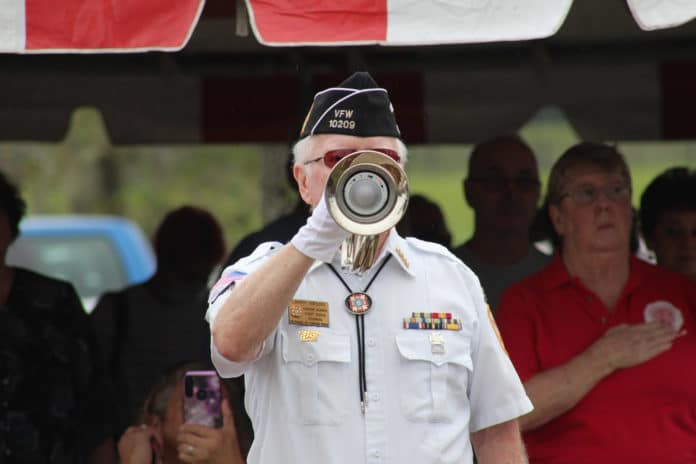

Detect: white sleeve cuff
210,337,261,378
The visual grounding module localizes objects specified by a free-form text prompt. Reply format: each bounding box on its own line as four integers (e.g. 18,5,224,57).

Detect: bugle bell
325,150,409,273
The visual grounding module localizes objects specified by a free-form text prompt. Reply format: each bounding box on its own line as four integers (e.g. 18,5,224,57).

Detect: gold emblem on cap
300,103,314,135
299,329,320,342
395,247,409,269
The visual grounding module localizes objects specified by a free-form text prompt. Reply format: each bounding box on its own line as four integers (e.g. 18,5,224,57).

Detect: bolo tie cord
327,254,392,414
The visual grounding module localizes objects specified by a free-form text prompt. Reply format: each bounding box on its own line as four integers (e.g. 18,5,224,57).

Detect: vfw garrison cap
299,72,401,139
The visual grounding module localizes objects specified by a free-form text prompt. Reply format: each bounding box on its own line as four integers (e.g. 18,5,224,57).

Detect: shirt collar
382,229,416,276
624,255,653,294
540,251,652,294
307,229,416,277
538,252,571,290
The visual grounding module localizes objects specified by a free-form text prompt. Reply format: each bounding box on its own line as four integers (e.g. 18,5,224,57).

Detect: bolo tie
326,254,392,415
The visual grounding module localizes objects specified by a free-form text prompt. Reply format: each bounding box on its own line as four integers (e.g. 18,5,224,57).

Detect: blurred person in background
118,361,248,464
396,193,452,248
0,169,115,463
640,166,696,282
224,153,310,267
497,142,696,464
453,135,550,313
91,206,229,439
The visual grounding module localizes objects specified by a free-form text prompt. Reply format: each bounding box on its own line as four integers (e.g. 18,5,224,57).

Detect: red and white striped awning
0,0,694,52
245,0,696,47
0,0,204,53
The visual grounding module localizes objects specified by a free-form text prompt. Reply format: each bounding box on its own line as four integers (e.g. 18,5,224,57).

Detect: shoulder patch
238,241,283,266
209,269,247,304
207,241,282,304
487,305,509,356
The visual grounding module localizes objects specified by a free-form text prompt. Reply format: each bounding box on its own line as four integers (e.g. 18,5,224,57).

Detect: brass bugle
325,150,409,273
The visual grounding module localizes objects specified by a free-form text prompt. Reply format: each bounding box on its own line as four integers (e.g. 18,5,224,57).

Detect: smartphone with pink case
183,370,223,428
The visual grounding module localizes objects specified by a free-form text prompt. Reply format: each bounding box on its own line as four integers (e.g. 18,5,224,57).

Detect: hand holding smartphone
183,370,223,428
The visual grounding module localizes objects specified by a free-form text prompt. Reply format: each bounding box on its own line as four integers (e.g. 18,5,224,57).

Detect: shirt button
367,338,376,347
305,354,315,364
586,296,592,303
370,392,380,402
371,450,381,458
600,317,607,324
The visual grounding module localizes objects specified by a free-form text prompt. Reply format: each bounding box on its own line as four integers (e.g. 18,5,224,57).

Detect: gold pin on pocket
298,329,320,342
429,332,445,354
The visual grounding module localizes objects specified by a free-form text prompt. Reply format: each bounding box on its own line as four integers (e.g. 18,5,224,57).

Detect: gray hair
547,142,631,205
540,142,634,250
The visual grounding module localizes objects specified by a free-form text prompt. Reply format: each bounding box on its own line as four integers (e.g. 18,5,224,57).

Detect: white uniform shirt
207,230,532,464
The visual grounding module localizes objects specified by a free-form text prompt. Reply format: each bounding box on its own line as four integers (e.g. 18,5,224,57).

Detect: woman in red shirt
497,142,696,464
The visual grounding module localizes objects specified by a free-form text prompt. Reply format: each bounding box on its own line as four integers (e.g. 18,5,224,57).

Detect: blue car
6,215,156,312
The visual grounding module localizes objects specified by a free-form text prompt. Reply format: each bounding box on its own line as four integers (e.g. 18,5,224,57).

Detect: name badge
288,299,330,327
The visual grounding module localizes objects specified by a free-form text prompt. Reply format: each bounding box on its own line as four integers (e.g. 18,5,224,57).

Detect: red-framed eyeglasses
303,148,400,168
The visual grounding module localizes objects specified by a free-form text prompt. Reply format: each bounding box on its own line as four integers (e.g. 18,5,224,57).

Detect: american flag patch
208,270,246,304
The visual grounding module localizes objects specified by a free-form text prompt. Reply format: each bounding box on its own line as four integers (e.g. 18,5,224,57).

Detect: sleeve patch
208,270,246,304
487,305,509,357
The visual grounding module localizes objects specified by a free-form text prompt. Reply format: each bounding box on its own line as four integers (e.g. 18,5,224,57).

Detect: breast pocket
281,329,351,425
395,332,473,423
